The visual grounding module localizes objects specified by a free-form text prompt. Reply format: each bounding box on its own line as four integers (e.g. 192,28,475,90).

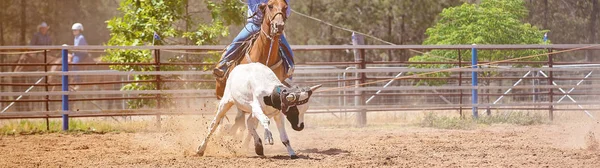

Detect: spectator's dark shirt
30,32,52,46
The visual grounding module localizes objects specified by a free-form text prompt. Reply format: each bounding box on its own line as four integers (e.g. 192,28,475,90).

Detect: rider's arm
248,0,266,14
285,0,291,16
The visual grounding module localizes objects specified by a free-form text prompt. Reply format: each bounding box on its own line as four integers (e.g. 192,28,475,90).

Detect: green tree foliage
104,0,244,108
409,0,549,85
525,0,599,61
287,0,462,63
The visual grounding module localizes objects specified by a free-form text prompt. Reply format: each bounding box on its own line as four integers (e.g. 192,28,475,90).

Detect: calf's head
267,84,322,131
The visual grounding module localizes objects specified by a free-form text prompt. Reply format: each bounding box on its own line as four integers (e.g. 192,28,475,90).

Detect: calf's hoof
196,145,206,156
264,131,274,145
255,144,264,156
290,155,299,159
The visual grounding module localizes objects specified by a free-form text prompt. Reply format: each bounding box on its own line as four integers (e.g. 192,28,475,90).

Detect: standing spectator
29,22,52,46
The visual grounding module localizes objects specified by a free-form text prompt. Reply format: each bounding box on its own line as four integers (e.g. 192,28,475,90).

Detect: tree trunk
387,6,393,62
0,0,4,108
328,26,334,62
0,1,4,46
544,0,548,27
185,0,190,45
399,14,407,62
309,0,314,15
588,0,598,61
20,0,27,45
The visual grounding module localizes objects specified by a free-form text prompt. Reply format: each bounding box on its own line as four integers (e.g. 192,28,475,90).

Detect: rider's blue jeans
72,54,82,83
219,22,294,76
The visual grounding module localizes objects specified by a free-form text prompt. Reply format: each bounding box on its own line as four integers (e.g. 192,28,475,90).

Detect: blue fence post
61,49,69,131
471,44,479,119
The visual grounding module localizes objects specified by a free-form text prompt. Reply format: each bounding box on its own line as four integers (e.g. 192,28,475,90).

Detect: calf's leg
196,100,234,156
251,100,274,145
246,115,263,156
274,113,298,159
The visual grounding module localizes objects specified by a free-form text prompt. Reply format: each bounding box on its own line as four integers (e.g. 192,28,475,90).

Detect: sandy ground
1,113,599,168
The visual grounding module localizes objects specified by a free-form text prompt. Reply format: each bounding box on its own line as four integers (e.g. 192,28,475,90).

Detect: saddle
216,32,290,83
215,33,258,83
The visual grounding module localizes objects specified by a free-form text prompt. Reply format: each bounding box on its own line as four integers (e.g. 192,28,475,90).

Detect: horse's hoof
195,151,205,157
290,155,299,159
255,145,264,156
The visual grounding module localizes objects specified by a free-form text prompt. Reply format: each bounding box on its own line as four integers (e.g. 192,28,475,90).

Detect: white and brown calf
196,63,320,159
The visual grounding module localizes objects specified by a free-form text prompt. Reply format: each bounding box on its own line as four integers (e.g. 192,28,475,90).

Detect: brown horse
213,0,290,136
10,52,65,112
215,0,290,99
11,53,118,112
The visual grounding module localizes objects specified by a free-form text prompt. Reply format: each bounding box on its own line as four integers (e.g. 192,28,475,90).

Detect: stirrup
213,62,230,78
286,66,295,77
213,68,225,78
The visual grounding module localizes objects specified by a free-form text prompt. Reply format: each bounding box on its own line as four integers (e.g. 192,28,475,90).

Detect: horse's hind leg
228,109,246,135
196,99,234,156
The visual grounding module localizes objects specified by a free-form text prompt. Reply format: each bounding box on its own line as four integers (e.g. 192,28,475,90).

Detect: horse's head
259,0,288,36
14,54,40,72
275,84,321,131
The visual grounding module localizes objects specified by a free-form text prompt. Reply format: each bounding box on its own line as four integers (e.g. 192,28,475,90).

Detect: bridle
259,1,287,66
260,4,287,38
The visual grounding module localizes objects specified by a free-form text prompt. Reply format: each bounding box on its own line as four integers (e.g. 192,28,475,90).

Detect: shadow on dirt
270,154,321,160
247,154,322,160
298,148,350,156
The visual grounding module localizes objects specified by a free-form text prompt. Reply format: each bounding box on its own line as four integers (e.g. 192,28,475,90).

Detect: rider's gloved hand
259,3,267,10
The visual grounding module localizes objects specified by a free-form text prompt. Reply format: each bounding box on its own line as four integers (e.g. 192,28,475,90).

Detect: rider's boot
213,62,228,78
213,51,230,78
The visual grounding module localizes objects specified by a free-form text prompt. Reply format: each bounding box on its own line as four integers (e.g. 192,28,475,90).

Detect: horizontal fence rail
1,44,600,50
4,66,600,76
2,44,600,127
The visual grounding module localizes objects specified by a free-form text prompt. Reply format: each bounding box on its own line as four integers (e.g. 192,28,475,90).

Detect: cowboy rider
71,23,88,85
30,22,52,46
213,0,294,79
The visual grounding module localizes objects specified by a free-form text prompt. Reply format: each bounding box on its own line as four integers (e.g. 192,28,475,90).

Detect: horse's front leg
274,113,298,159
196,100,234,156
228,109,246,136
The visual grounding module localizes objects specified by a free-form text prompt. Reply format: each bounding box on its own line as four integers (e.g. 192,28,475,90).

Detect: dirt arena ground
1,113,599,168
